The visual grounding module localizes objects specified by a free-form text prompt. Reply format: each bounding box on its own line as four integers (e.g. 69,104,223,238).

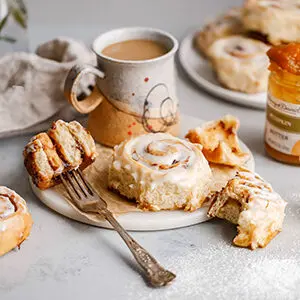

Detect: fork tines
60,169,100,211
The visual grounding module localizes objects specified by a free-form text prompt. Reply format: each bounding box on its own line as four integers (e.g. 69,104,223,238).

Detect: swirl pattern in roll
108,133,212,211
208,35,270,93
195,8,245,57
243,0,300,45
0,187,33,256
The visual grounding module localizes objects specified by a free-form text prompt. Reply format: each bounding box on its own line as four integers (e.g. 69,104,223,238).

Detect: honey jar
265,43,300,165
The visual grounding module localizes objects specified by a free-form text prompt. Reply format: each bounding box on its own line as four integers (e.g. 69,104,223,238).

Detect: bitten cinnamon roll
0,187,33,256
195,8,245,57
243,0,300,45
108,133,212,211
208,36,270,93
24,120,97,190
208,168,286,250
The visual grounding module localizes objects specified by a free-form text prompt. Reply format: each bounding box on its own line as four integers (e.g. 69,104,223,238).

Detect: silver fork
59,169,176,287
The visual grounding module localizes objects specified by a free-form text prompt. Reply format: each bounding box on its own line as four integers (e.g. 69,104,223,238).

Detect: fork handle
98,207,176,287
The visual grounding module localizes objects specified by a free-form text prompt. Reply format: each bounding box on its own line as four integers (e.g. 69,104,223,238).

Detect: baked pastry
208,168,286,249
243,0,300,45
108,133,212,211
186,115,250,167
195,8,245,57
24,133,64,189
24,120,97,189
0,186,33,256
48,120,97,169
48,120,83,169
207,35,270,93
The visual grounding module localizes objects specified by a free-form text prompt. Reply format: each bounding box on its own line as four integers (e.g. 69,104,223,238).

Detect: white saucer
31,114,255,231
179,32,267,110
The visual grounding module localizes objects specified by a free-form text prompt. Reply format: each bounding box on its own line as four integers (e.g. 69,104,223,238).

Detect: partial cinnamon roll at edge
243,0,300,45
0,186,33,256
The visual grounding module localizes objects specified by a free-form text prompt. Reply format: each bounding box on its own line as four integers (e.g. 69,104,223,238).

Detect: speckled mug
64,27,180,147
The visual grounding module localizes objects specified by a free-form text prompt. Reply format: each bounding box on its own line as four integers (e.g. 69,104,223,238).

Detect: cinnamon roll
195,8,245,57
208,168,286,249
0,187,33,256
108,133,212,211
208,35,270,93
243,0,300,45
24,120,97,190
186,115,250,167
24,133,64,189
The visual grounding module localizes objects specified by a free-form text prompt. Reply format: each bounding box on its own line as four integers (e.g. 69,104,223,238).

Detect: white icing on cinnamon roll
0,186,33,256
208,168,286,249
208,36,270,93
109,133,212,211
0,195,15,218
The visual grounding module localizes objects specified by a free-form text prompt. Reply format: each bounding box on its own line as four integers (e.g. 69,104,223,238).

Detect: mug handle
64,64,106,114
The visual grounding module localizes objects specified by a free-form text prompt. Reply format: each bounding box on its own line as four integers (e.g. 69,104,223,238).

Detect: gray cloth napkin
0,37,96,138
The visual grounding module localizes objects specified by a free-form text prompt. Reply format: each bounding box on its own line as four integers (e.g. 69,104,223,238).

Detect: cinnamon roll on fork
24,120,97,190
48,120,83,169
24,133,64,189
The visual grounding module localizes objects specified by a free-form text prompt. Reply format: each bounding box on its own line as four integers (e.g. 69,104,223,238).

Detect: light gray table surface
1,1,300,299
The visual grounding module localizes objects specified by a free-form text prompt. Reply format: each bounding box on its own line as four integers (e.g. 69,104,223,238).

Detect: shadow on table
96,232,146,282
207,219,236,247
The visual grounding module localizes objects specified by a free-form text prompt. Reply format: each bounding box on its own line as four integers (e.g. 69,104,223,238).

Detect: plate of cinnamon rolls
179,0,300,109
21,115,287,249
24,116,254,229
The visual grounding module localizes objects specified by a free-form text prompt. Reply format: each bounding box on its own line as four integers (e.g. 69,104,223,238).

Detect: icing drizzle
113,133,211,189
0,195,15,218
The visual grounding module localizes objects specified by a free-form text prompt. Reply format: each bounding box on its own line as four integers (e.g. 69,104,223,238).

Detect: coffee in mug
64,27,180,147
101,39,169,61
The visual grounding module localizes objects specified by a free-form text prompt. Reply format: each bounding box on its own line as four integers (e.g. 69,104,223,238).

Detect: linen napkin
0,37,96,139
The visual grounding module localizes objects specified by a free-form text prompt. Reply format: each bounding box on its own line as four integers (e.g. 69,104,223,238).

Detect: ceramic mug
64,27,180,147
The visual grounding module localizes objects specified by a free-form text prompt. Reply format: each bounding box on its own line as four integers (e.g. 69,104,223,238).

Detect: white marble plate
179,32,267,110
31,114,255,231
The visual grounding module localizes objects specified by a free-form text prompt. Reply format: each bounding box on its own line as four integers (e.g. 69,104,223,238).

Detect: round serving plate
179,32,267,110
31,114,255,231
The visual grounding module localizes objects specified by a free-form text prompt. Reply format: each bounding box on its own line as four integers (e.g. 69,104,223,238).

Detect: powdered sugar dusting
127,202,300,300
126,222,300,300
126,191,300,299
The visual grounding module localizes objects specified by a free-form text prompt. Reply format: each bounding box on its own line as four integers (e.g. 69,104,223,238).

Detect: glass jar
265,57,300,165
0,0,28,56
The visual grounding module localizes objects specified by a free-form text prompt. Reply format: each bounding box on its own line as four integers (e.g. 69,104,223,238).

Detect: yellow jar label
266,94,300,156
